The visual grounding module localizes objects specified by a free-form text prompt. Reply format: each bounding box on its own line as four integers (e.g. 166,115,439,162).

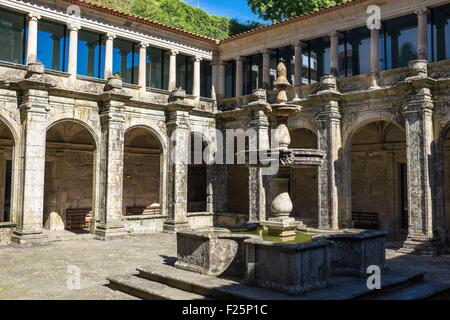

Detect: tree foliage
247,0,351,22
89,0,262,39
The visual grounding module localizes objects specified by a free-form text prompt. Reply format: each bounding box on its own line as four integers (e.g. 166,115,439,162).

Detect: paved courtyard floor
1,233,450,300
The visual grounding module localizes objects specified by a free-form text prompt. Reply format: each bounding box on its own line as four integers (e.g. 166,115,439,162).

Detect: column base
163,220,190,233
398,236,443,256
94,223,127,241
11,230,49,246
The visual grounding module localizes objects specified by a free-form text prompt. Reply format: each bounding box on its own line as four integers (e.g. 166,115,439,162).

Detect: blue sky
183,0,265,23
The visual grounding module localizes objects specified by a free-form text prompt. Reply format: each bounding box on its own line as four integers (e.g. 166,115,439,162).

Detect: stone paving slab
0,232,450,300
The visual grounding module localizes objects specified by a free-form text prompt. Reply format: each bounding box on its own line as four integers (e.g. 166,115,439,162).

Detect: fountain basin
175,228,260,277
319,230,388,277
244,238,333,296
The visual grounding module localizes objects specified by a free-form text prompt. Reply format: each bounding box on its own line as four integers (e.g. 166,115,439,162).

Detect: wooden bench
66,208,93,231
352,212,379,230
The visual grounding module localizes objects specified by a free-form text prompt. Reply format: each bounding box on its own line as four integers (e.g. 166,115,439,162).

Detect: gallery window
430,3,450,62
176,54,193,95
37,19,68,71
112,38,138,84
243,53,262,95
200,60,212,98
148,47,169,90
224,60,236,98
77,30,105,79
0,9,26,65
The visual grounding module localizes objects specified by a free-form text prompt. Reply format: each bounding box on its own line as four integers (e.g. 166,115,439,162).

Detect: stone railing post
163,88,194,233
94,77,131,240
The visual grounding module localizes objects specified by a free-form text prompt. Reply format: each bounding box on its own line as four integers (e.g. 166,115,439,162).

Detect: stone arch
122,125,166,217
187,130,209,213
344,116,407,238
43,120,97,232
0,115,18,224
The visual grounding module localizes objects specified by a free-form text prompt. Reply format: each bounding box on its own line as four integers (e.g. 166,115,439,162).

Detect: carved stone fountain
262,60,325,241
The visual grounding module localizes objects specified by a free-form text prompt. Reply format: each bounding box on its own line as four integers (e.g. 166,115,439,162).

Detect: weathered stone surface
321,230,388,276
244,238,333,295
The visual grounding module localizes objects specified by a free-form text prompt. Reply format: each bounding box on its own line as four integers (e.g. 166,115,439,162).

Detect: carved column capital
28,12,41,21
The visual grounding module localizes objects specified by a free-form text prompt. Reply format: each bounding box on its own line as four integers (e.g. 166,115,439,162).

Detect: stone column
104,33,116,79
0,150,5,222
316,76,343,230
369,28,380,89
235,56,243,98
138,42,148,91
262,49,271,90
211,60,218,102
294,41,303,87
26,12,41,64
163,89,194,232
217,61,226,100
192,56,202,99
67,23,80,83
245,90,271,224
416,8,429,61
12,63,50,245
168,49,178,91
94,78,131,240
330,31,340,77
400,67,442,255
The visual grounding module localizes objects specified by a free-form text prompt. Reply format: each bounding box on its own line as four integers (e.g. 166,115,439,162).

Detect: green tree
247,0,351,22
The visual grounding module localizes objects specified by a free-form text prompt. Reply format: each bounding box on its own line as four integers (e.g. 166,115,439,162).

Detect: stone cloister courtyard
0,233,449,300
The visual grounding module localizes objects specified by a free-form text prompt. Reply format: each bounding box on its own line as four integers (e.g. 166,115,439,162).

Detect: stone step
107,274,211,300
373,281,450,300
136,263,428,300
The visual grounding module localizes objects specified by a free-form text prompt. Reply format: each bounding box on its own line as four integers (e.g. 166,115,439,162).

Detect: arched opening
44,121,96,233
123,127,163,216
226,134,249,215
187,132,207,213
289,128,319,227
0,120,14,223
349,121,406,239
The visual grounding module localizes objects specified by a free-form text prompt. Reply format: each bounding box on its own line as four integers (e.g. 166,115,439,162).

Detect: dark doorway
3,160,12,222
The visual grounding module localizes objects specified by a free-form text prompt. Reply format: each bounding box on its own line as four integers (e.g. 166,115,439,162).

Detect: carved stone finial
168,87,186,103
104,76,123,92
273,59,292,87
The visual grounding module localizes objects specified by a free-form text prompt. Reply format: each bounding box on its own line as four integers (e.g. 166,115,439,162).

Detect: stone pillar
369,28,380,89
94,78,131,240
217,61,226,100
211,60,218,102
192,56,202,99
262,49,271,90
416,8,429,61
163,89,194,232
168,49,178,91
12,63,50,245
245,90,271,224
0,150,5,222
400,67,442,255
294,42,303,87
316,76,343,230
330,31,340,77
104,33,116,79
67,23,80,83
138,42,148,91
235,56,243,98
26,13,41,64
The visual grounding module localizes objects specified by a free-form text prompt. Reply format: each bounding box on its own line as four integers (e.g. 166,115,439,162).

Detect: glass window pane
37,19,67,71
200,60,212,98
432,4,450,62
176,54,193,94
309,37,330,82
77,30,104,78
345,27,371,76
0,10,25,64
225,60,235,98
384,14,418,69
113,38,137,84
